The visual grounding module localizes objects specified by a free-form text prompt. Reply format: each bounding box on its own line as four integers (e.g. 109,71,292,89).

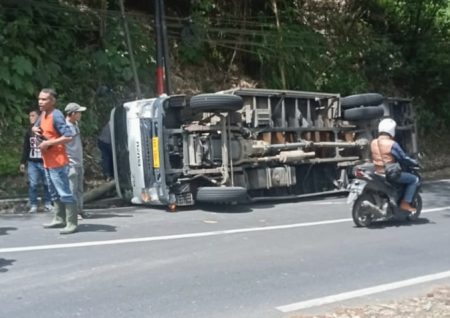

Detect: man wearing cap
33,88,78,234
65,102,88,220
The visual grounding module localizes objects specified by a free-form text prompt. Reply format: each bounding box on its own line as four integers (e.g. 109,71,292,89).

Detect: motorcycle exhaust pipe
361,200,386,218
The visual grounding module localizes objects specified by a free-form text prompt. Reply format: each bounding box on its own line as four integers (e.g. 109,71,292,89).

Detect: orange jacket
370,135,395,174
40,111,69,168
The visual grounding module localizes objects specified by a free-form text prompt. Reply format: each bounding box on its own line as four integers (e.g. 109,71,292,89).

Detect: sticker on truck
152,136,160,168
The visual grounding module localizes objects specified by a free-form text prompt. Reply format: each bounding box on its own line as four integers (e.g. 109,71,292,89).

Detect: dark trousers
97,140,114,179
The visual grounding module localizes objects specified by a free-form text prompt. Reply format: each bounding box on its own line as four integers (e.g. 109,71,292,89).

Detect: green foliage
0,140,22,177
1,0,450,177
178,0,226,65
366,0,450,129
179,20,208,64
253,20,327,91
0,1,156,139
175,0,449,133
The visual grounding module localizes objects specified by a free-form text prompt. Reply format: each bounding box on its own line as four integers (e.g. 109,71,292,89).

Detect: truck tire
341,93,384,109
196,186,248,203
343,105,384,121
189,94,243,113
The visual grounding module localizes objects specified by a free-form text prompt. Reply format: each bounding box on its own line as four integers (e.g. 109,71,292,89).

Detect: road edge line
276,270,450,313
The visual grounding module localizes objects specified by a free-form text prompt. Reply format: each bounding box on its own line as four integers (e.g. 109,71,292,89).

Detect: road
1,180,450,318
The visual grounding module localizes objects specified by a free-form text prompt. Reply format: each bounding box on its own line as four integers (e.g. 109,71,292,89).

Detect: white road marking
422,206,450,213
276,270,450,313
424,179,450,183
311,201,346,205
0,219,350,254
0,206,449,254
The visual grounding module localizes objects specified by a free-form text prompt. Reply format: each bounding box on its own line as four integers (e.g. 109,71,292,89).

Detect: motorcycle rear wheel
352,193,375,227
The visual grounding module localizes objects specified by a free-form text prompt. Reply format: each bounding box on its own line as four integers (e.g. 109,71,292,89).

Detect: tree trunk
83,180,116,203
271,0,286,89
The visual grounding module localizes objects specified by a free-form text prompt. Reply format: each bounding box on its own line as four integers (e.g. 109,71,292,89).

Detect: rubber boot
43,200,66,228
60,203,78,235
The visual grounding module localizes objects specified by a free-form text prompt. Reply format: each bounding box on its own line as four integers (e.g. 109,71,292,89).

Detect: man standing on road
65,102,89,220
20,109,53,213
33,88,78,234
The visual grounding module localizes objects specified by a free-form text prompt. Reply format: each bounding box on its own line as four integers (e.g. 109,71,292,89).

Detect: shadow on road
86,213,133,219
0,227,17,236
0,258,16,273
143,202,276,213
77,224,117,233
196,203,254,213
364,217,432,229
194,199,289,213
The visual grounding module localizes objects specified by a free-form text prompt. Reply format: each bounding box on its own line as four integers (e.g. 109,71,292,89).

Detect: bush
0,140,22,177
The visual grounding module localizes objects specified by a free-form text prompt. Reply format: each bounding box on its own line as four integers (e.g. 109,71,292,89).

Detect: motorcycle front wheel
407,193,422,221
352,192,375,227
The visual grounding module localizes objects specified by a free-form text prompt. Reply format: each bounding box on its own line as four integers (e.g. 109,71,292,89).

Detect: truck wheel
343,105,384,121
196,186,248,203
341,93,384,109
189,94,243,113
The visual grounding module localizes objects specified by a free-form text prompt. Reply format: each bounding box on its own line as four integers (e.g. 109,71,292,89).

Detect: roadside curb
2,177,449,214
0,196,129,215
0,197,28,214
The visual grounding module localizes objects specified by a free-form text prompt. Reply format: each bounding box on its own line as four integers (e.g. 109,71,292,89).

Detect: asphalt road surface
1,180,450,318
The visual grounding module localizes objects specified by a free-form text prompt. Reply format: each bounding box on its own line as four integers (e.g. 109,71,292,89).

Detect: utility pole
154,0,171,96
160,0,171,95
118,0,142,98
271,0,286,90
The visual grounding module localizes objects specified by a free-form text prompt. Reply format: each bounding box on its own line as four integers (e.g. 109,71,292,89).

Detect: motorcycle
347,162,422,227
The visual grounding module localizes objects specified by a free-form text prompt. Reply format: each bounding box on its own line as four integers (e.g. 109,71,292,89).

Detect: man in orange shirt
33,88,78,234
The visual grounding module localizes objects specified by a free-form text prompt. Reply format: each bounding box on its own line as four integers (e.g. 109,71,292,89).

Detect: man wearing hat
33,88,78,234
65,102,88,220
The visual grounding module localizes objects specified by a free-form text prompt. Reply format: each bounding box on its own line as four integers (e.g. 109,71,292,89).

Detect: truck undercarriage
111,88,417,208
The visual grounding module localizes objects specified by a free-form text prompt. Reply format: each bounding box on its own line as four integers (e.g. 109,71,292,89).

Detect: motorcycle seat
371,172,405,193
371,171,397,186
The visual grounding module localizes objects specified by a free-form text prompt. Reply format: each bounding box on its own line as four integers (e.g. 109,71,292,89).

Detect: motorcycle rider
370,118,419,213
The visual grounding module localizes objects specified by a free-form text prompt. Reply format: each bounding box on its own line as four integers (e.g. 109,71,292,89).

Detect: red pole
155,66,165,96
154,0,165,96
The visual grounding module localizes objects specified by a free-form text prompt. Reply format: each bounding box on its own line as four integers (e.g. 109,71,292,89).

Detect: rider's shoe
28,205,38,213
400,200,417,213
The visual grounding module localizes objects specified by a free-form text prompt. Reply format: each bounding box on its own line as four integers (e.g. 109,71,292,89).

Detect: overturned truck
110,88,417,208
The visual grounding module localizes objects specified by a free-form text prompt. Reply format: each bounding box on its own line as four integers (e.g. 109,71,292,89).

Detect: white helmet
378,118,396,137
